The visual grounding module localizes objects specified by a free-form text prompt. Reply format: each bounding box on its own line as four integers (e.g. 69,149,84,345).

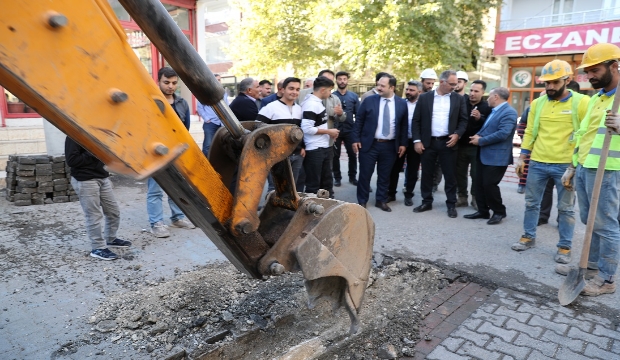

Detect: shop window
534,66,546,89
126,29,153,76
164,5,190,30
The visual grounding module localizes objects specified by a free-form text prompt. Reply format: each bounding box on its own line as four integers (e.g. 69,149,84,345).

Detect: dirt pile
88,257,445,359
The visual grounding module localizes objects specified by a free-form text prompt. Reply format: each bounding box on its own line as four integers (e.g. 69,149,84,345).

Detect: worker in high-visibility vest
560,43,620,297
512,60,589,264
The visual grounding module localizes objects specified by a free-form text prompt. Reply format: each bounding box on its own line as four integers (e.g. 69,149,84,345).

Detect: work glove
561,165,576,191
515,157,526,178
605,110,620,133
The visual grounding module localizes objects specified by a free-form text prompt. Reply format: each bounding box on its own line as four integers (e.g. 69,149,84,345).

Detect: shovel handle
579,85,620,269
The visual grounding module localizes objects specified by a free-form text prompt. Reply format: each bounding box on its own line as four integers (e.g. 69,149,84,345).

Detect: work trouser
71,177,120,250
523,161,575,249
575,165,620,281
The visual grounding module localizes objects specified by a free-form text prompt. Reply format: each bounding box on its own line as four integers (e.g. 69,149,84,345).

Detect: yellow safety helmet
538,60,573,81
578,43,620,69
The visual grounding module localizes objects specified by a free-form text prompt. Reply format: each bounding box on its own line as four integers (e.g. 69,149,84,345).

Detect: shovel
558,84,620,306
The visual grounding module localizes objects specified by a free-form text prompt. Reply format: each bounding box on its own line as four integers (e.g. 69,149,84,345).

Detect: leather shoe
404,197,414,206
334,179,341,187
447,208,457,218
387,195,396,203
358,202,367,208
349,178,358,186
463,211,490,220
413,203,432,213
537,218,548,226
375,202,392,212
487,213,506,225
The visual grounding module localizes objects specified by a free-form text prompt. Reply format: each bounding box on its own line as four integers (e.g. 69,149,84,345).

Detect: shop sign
495,21,620,55
512,70,532,87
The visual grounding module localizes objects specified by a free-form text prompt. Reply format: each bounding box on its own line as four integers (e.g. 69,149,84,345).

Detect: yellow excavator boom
0,0,374,332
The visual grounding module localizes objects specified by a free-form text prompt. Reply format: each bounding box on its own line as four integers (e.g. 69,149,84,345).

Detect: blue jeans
202,121,221,158
267,153,304,192
575,165,620,281
71,177,120,250
147,178,185,227
523,160,575,249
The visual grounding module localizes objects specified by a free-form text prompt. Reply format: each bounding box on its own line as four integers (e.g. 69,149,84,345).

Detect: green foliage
226,0,497,79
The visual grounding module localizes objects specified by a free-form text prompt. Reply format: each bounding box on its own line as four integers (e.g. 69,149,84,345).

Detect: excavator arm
0,0,374,332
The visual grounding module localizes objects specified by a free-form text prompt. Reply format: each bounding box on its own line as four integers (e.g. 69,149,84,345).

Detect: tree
227,0,498,79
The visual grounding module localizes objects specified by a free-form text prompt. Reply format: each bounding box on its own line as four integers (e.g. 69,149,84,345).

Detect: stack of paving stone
4,155,78,206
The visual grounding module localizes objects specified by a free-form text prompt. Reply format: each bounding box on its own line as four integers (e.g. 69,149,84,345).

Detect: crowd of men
66,43,620,300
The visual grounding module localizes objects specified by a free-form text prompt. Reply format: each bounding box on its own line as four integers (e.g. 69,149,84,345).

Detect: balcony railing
500,7,620,31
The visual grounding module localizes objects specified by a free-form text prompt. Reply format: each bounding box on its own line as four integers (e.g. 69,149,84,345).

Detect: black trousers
333,133,357,181
420,137,458,207
474,152,508,216
303,147,334,197
388,140,420,198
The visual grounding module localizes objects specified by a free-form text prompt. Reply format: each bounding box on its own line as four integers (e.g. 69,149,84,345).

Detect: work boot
455,196,468,207
471,198,478,210
511,235,535,251
554,247,571,264
582,275,616,296
555,264,598,280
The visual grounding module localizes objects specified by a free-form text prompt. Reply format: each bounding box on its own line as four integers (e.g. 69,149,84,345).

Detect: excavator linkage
0,0,375,331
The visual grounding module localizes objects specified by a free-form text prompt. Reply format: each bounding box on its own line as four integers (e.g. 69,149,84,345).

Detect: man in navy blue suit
464,87,517,225
352,74,408,212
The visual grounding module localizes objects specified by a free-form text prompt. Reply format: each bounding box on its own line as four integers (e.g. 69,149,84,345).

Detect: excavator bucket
0,0,375,332
257,194,375,333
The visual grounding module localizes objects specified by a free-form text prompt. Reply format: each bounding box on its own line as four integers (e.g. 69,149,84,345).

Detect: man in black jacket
412,70,469,218
455,80,492,209
66,137,131,260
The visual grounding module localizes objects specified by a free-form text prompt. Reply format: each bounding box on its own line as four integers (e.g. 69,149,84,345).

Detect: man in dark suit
465,87,517,225
229,77,260,121
352,74,408,212
411,70,468,218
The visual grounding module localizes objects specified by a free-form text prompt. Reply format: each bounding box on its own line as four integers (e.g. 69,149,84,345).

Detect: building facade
495,0,620,115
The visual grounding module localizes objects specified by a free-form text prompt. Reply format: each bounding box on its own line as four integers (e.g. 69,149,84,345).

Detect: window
552,0,574,24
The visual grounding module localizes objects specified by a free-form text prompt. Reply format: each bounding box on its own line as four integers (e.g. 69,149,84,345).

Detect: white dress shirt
406,100,417,139
431,90,451,137
375,95,396,140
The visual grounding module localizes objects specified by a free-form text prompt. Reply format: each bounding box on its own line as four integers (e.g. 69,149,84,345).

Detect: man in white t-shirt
257,77,305,185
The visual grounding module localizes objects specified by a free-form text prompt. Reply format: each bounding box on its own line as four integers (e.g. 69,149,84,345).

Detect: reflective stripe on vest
572,93,603,166
584,101,620,170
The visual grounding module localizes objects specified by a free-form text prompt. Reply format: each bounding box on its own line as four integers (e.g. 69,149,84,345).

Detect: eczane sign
494,21,620,55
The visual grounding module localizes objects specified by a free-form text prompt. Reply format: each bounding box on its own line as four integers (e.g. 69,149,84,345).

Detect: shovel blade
558,268,586,306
